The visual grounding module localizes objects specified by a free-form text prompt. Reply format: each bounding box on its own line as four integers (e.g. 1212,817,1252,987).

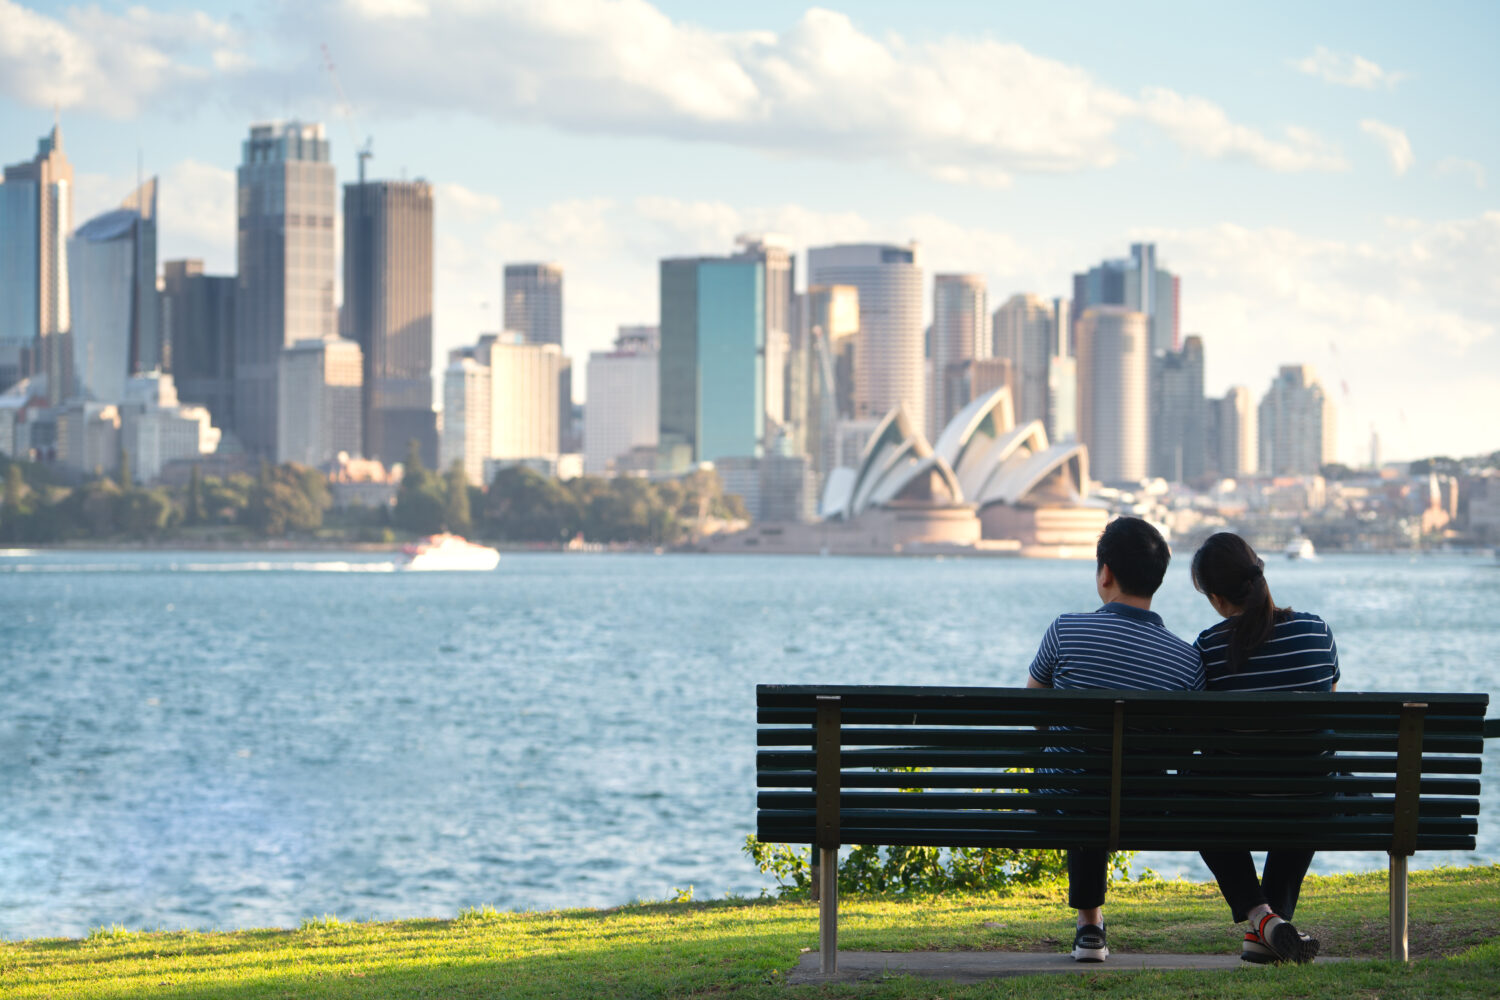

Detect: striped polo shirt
1029,602,1205,692
1194,611,1340,692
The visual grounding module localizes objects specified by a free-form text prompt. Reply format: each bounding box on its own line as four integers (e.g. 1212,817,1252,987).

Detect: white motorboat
398,533,501,571
1285,536,1317,561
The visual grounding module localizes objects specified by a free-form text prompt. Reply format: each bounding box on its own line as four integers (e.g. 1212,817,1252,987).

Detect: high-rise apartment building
1150,335,1206,482
1076,306,1149,484
343,178,435,466
992,293,1053,431
1,124,73,400
1258,365,1336,476
1213,385,1256,478
235,121,336,459
808,243,923,425
658,256,765,467
276,338,363,468
584,328,659,475
732,234,795,435
67,179,159,404
162,259,235,435
930,274,989,439
441,352,491,487
503,262,563,346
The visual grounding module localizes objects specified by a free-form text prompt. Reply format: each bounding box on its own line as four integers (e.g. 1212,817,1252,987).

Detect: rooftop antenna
320,43,373,183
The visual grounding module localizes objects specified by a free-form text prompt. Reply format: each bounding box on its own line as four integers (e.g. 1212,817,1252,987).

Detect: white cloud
1138,88,1349,172
1436,157,1486,191
1360,120,1414,176
0,0,246,118
1293,46,1408,90
261,1,1342,183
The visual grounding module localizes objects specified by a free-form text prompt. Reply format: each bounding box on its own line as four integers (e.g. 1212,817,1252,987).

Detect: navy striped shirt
1029,603,1205,692
1194,612,1340,692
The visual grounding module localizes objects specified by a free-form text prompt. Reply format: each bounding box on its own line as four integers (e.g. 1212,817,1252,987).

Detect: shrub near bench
756,684,1497,973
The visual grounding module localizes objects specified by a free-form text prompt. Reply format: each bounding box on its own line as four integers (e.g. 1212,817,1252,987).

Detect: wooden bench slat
755,826,1480,853
755,769,1483,796
756,748,1484,775
759,707,1488,734
755,727,1484,753
757,790,1481,817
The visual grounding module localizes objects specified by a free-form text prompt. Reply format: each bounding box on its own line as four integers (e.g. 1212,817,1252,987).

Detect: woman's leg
1199,851,1267,923
1260,850,1316,921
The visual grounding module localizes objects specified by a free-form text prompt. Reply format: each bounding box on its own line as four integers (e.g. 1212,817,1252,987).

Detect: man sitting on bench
1025,516,1204,962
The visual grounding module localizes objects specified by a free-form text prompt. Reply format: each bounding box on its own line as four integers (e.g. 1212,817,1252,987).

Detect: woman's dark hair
1191,532,1292,672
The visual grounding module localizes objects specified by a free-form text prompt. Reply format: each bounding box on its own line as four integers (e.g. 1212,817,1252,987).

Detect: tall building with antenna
0,122,74,401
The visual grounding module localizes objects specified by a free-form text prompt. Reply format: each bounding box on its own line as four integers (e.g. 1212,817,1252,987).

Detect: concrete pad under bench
788,950,1350,985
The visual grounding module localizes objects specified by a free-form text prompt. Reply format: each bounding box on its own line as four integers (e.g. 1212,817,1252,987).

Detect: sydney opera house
706,386,1110,556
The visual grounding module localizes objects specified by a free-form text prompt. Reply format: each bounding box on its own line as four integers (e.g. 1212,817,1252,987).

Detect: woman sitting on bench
1192,531,1340,965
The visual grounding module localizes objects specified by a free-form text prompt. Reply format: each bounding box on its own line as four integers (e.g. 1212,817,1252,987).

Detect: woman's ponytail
1191,533,1289,672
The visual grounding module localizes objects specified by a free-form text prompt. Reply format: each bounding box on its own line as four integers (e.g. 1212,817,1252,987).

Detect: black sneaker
1072,923,1108,962
1241,913,1318,964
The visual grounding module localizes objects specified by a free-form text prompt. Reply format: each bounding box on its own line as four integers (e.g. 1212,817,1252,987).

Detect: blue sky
2,0,1496,461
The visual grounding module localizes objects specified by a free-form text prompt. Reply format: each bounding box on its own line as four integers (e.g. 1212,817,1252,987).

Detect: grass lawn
2,866,1497,999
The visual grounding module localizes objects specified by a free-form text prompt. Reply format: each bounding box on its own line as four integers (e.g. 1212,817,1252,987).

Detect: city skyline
0,1,1496,462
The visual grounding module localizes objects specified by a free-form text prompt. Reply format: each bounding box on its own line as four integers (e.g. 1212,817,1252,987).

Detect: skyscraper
807,243,923,425
1213,385,1255,478
1258,365,1336,476
992,292,1053,430
503,262,563,346
343,178,435,466
162,259,235,435
1,124,73,400
1073,243,1180,357
658,256,764,467
1076,306,1149,484
799,284,859,490
732,234,795,435
67,179,160,404
235,122,336,459
584,329,658,475
441,333,561,484
1150,335,1206,482
930,274,989,439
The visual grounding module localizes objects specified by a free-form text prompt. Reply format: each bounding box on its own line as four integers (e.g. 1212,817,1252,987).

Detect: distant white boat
398,534,500,571
1285,536,1317,561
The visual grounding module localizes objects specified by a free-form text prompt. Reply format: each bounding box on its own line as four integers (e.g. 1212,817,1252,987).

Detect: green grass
3,866,1498,998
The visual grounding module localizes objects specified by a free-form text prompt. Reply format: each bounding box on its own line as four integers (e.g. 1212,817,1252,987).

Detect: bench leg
819,846,837,974
1389,853,1409,962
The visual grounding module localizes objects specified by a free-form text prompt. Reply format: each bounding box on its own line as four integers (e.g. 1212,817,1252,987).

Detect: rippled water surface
2,549,1497,939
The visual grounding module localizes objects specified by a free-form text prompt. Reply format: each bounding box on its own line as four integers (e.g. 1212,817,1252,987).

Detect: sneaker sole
1072,945,1109,962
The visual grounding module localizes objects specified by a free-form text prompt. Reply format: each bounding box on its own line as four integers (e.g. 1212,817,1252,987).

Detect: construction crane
320,43,373,183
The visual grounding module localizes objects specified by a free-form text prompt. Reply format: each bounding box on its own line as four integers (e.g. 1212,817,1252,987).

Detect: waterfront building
1048,355,1077,443
658,255,765,468
441,333,561,485
807,243,923,424
797,285,859,491
51,400,121,477
944,357,1014,435
161,259,235,435
118,373,220,484
1076,305,1149,484
1150,335,1206,483
732,235,795,436
1213,385,1256,478
1,124,74,400
584,329,658,475
67,179,160,403
503,262,563,347
930,274,989,440
276,338,362,468
343,178,436,467
1258,365,1336,476
441,351,491,487
235,121,336,459
992,292,1054,431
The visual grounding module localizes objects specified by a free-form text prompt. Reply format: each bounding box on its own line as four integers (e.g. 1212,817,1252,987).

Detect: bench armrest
1485,718,1500,739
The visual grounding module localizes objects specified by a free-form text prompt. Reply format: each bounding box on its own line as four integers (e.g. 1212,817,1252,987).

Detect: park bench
756,684,1499,973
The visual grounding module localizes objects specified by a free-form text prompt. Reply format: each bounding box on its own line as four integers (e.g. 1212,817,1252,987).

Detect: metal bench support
815,695,841,975
1389,853,1408,962
1389,701,1426,962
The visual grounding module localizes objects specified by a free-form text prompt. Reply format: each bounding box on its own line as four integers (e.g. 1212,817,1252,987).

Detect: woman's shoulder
1276,610,1332,634
1194,617,1233,646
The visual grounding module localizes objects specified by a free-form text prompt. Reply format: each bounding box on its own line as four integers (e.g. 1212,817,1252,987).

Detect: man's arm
1026,676,1049,689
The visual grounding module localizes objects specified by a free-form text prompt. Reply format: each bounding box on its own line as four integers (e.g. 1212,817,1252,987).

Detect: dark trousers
1200,850,1315,923
1067,848,1110,911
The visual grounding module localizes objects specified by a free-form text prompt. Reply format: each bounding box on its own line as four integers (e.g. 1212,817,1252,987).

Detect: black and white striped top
1029,602,1205,692
1194,611,1340,692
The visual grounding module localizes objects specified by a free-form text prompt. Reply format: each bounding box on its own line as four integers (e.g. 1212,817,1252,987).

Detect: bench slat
755,769,1483,797
755,825,1479,853
757,748,1484,775
758,707,1488,734
757,791,1481,817
756,727,1484,754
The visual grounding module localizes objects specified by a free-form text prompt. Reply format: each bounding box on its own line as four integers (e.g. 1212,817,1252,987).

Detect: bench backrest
756,685,1490,855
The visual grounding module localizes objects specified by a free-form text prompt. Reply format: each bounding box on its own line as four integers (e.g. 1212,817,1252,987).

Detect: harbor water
1,549,1496,939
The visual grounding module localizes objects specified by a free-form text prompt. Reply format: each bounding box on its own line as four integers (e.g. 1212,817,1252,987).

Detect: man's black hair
1095,516,1171,598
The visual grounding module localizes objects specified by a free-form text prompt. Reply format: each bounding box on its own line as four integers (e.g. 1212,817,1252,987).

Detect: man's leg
1261,850,1316,922
1067,848,1110,961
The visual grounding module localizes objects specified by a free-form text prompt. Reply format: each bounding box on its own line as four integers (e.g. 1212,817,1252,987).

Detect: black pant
1067,848,1109,910
1200,849,1315,923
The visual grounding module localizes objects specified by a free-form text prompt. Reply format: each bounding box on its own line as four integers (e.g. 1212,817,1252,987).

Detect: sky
1,0,1496,463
